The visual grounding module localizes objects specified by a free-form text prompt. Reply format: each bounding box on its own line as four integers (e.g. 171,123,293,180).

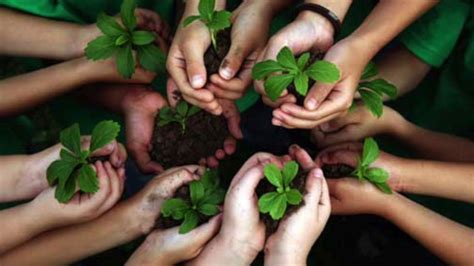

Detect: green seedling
85,0,166,79
47,121,120,203
352,138,392,194
161,170,225,234
158,101,201,133
252,47,341,102
182,0,232,50
355,62,398,117
258,161,304,220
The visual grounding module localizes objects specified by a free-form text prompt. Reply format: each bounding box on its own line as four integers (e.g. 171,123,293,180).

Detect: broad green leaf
199,0,215,21
80,150,90,161
132,31,155,46
179,210,199,234
258,192,279,213
208,10,232,31
297,52,310,70
364,167,389,183
306,60,340,83
158,120,172,127
202,189,225,205
359,89,383,118
264,74,294,102
85,35,119,60
361,62,378,80
115,35,129,46
60,149,80,163
190,181,205,205
294,73,309,97
200,169,219,190
360,79,397,100
159,107,174,120
286,189,303,205
269,194,287,220
137,44,166,73
183,15,202,27
90,120,120,153
60,123,82,155
46,159,80,186
264,164,283,188
97,13,126,37
120,0,137,31
276,47,298,71
161,198,190,220
188,105,201,117
252,60,285,80
116,44,135,79
77,164,99,193
282,161,299,187
361,138,380,167
176,101,189,117
55,170,78,203
375,182,393,194
198,203,220,216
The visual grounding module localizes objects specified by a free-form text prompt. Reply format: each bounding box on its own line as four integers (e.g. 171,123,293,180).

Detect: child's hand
126,215,222,266
312,103,407,148
32,161,125,227
265,168,331,266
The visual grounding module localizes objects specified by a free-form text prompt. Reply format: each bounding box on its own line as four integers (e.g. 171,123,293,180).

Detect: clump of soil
322,164,355,179
287,51,325,105
151,110,229,169
256,171,307,236
204,28,232,77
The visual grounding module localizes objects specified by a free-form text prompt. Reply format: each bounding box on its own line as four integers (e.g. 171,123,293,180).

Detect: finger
158,166,204,197
98,162,123,213
319,149,360,167
206,156,219,168
186,213,222,246
219,41,250,80
210,72,248,92
90,161,111,204
231,166,264,199
275,109,344,129
223,137,237,155
223,110,242,140
110,142,127,168
182,94,222,115
215,149,226,160
304,83,335,111
182,42,207,89
128,143,164,173
319,113,359,133
317,125,362,148
207,83,243,100
288,144,316,170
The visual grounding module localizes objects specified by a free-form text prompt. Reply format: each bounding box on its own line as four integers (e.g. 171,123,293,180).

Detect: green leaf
162,198,190,220
269,194,287,220
97,13,126,37
198,203,220,216
375,182,393,194
294,73,309,97
276,47,298,71
200,169,219,190
120,0,137,31
361,138,380,167
364,167,389,183
115,35,129,46
183,15,202,27
190,181,205,205
60,149,80,163
360,79,397,100
77,164,99,193
361,62,378,80
176,101,189,117
359,89,383,118
208,10,232,31
60,123,82,155
137,44,166,73
252,60,285,80
282,161,299,187
258,192,279,213
286,189,303,205
179,210,199,234
264,74,294,102
198,0,215,21
188,105,201,117
297,52,310,70
46,159,80,186
202,189,225,205
85,35,119,60
306,60,340,83
132,31,155,46
116,44,135,79
90,120,120,153
264,164,283,188
55,170,78,203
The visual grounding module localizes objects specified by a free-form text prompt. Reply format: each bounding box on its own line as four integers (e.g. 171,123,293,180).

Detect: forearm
0,155,30,202
382,194,474,265
185,0,226,13
0,8,94,60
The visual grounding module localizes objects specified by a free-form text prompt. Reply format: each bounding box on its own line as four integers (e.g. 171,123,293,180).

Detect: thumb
187,214,222,245
304,82,335,111
219,42,250,80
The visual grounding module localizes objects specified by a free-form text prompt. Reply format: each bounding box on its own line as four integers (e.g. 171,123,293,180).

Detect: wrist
297,10,335,43
72,25,101,59
265,250,306,266
208,233,260,265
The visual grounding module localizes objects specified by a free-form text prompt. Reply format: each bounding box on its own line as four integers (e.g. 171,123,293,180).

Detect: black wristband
295,3,342,37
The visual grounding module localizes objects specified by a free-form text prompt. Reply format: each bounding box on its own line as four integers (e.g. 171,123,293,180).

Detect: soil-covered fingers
128,141,164,174
229,166,264,199
153,165,205,198
317,148,360,169
288,144,317,170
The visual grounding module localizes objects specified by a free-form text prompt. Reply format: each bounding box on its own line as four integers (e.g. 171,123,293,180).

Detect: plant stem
210,29,218,51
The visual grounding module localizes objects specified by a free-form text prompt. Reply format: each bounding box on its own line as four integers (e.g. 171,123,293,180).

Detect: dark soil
204,28,232,77
256,171,307,236
151,110,229,169
322,164,355,179
287,51,325,105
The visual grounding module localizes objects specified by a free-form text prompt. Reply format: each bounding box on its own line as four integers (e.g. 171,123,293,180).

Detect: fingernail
191,76,204,88
306,98,318,111
320,122,330,132
220,67,233,80
315,168,324,178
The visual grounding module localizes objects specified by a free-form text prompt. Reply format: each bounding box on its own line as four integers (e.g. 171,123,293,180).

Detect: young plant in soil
85,0,166,79
252,46,341,102
46,121,120,203
160,169,225,234
158,101,201,133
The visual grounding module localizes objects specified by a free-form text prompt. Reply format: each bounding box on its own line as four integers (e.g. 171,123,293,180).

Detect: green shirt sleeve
399,0,471,67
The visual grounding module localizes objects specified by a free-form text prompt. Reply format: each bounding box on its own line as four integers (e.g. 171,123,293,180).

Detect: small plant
158,101,201,133
352,138,392,194
161,170,225,234
356,62,397,117
85,0,166,79
252,47,341,102
182,0,232,50
47,121,120,203
258,161,304,220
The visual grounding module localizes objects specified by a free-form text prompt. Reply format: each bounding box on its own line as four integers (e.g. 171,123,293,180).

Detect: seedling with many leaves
85,0,166,79
183,0,232,50
158,101,201,133
252,47,341,102
47,121,120,203
352,138,392,194
258,161,304,220
161,170,225,234
355,62,397,117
